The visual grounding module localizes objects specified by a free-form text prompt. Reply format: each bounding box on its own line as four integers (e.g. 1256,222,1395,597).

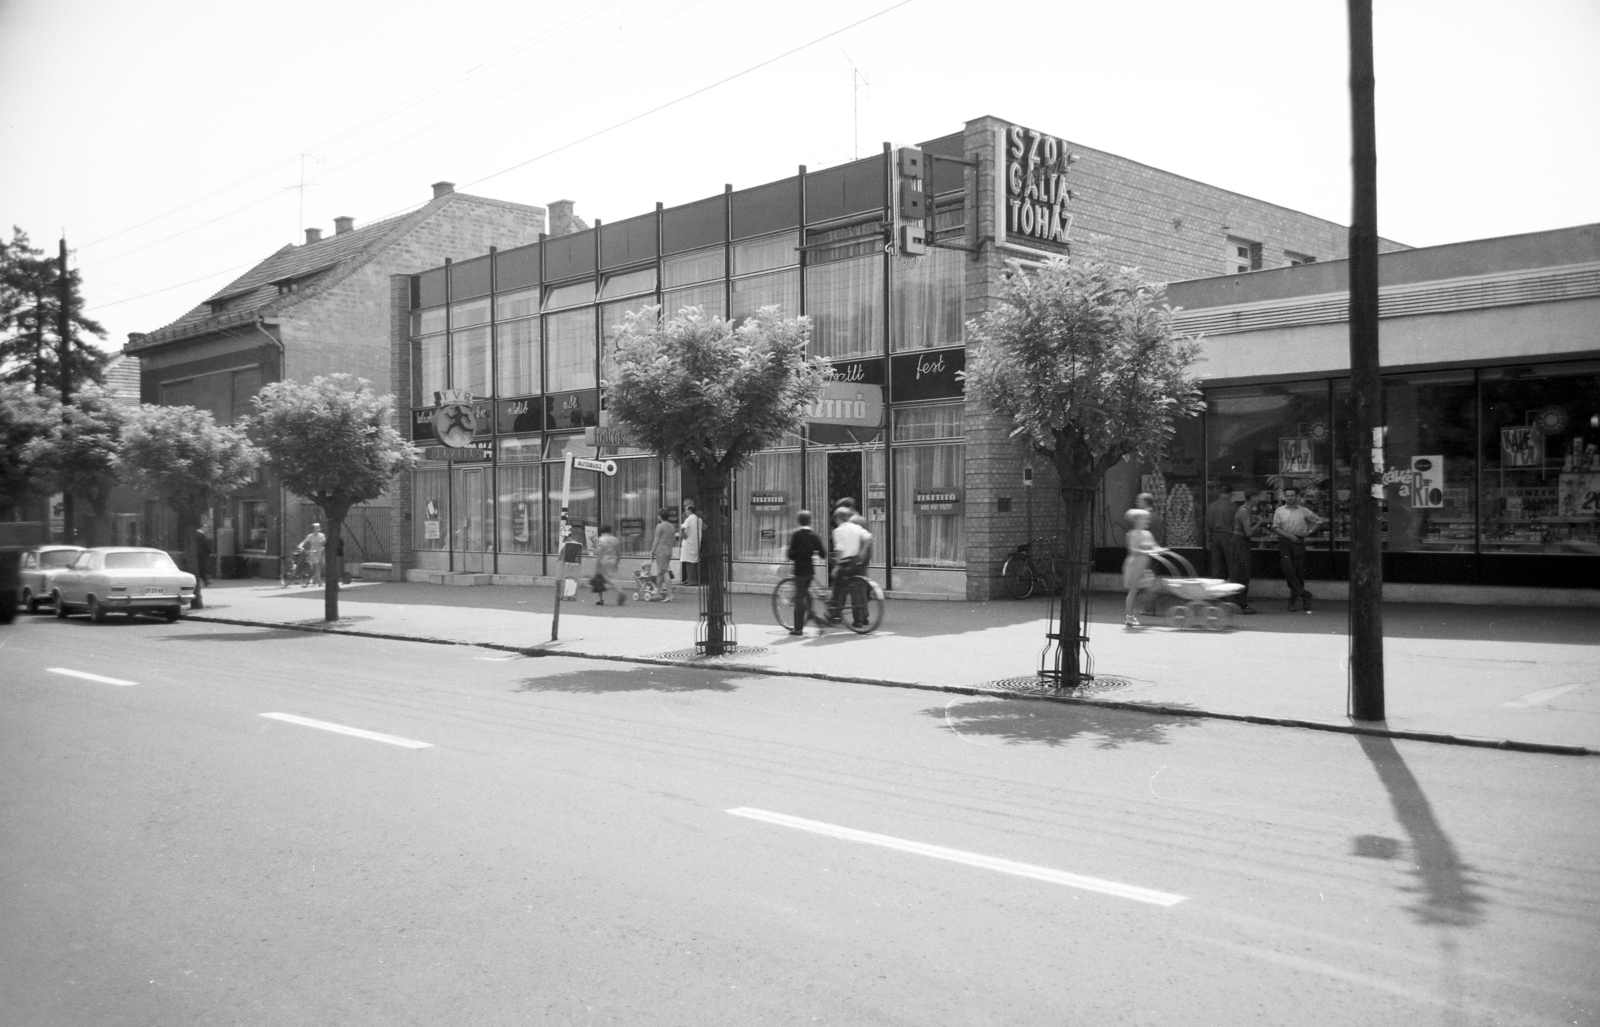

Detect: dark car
16,544,87,613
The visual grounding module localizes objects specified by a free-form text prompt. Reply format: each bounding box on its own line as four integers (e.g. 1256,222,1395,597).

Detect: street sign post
573,457,617,475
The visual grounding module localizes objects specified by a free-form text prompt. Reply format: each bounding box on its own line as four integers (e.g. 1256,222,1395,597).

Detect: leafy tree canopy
26,383,127,516
605,306,829,479
964,257,1204,484
0,227,107,395
119,404,259,524
0,381,58,513
253,374,417,523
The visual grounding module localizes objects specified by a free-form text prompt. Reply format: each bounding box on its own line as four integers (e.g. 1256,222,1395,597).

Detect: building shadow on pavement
1355,734,1487,928
918,697,1202,749
513,664,739,694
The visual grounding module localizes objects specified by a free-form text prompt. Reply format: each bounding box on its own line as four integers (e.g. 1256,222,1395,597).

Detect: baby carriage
631,561,669,602
1148,550,1245,630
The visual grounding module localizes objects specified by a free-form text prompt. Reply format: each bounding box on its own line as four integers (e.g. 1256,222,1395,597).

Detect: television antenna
841,49,868,160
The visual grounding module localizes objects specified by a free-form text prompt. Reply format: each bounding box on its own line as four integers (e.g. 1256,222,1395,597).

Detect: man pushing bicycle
828,504,872,629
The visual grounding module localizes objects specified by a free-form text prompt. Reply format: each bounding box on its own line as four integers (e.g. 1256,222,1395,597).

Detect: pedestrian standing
650,507,677,603
785,509,827,635
193,528,213,587
593,525,625,606
1272,487,1324,613
1230,488,1269,614
1123,508,1165,627
1133,491,1167,546
1204,482,1237,579
828,506,872,627
298,522,327,587
678,501,702,587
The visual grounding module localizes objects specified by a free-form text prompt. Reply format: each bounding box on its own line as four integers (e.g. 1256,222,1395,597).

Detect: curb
184,613,1598,759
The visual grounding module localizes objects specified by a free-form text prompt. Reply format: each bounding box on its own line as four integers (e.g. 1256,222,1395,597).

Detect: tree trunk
325,512,345,622
1043,482,1097,687
176,504,203,610
697,471,731,655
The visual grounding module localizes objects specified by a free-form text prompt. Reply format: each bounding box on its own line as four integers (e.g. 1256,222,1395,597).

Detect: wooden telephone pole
1347,0,1385,720
57,237,77,543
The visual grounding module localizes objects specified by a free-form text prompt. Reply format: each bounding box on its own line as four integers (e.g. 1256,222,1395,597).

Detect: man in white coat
678,500,703,586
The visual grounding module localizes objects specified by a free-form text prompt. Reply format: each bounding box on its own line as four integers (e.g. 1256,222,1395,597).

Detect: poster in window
1409,455,1445,509
1500,426,1544,468
424,520,441,540
512,502,531,543
1557,473,1600,518
1278,437,1315,475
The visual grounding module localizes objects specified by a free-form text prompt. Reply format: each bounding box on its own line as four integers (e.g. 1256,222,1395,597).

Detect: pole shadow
918,697,1202,749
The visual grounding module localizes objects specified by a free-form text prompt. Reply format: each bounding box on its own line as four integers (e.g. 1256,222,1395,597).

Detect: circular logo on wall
432,390,477,448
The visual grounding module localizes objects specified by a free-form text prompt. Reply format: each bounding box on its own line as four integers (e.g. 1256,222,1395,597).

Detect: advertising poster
1558,473,1600,518
1500,426,1544,468
1279,437,1315,475
1410,455,1445,508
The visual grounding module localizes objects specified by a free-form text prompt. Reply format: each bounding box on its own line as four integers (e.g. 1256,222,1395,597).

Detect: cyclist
828,505,873,629
784,510,827,635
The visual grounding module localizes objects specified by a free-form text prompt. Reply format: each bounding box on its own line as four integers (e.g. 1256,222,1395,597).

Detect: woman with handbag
593,526,625,606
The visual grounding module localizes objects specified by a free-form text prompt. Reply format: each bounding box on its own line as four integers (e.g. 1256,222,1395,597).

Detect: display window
891,404,964,568
450,464,493,554
413,466,449,551
543,434,598,553
734,450,802,563
1207,382,1333,550
497,438,542,555
1480,362,1600,555
601,456,662,558
240,500,269,552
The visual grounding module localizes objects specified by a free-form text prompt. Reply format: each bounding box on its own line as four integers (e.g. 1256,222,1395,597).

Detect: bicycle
771,570,885,634
282,549,313,587
1001,536,1065,599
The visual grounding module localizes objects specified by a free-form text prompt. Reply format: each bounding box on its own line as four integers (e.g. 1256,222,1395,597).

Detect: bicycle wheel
845,577,884,634
1001,554,1036,600
772,577,799,628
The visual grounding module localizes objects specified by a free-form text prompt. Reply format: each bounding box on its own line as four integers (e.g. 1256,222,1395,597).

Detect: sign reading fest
1003,124,1074,250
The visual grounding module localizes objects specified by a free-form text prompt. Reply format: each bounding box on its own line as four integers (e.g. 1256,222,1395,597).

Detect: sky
2,0,1597,356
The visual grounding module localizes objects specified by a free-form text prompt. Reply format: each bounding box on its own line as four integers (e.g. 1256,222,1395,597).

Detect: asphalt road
3,613,1596,1026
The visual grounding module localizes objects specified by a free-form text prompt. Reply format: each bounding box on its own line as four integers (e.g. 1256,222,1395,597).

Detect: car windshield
40,551,80,568
104,551,178,571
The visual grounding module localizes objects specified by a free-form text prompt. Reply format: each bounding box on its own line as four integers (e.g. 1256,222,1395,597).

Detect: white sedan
52,547,197,623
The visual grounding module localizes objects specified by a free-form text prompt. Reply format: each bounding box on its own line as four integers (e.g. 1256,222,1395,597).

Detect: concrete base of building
397,568,967,601
1088,572,1600,607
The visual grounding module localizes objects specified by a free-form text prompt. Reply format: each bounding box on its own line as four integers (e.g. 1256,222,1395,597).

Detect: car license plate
143,586,165,595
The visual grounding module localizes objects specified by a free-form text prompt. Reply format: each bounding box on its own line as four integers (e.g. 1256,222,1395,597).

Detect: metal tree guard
694,490,736,655
1039,484,1097,690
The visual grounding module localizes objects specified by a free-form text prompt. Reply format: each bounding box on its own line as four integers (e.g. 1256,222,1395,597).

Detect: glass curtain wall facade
405,146,972,588
1098,359,1600,587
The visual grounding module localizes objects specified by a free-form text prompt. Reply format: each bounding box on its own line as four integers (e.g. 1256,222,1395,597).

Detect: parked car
16,544,87,613
51,547,197,623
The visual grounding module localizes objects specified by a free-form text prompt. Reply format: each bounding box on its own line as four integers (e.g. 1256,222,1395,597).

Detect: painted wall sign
749,493,788,509
914,488,961,513
804,381,884,426
1003,124,1074,250
432,389,477,448
890,348,965,402
822,358,885,386
497,396,545,435
547,390,599,430
583,423,642,449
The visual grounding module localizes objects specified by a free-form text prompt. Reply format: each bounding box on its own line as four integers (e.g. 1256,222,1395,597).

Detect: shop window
892,244,963,352
1207,381,1332,550
240,500,269,552
1480,362,1600,555
543,436,598,553
412,307,447,337
497,440,542,555
413,335,447,405
733,232,799,275
663,283,725,320
601,457,661,558
892,442,965,568
450,325,491,398
413,467,449,551
663,246,725,289
495,318,539,398
451,465,492,552
734,450,802,563
892,402,964,442
450,297,491,328
732,270,799,320
495,287,539,321
545,308,597,393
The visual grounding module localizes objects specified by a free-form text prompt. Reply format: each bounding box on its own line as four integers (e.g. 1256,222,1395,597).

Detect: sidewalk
189,579,1600,755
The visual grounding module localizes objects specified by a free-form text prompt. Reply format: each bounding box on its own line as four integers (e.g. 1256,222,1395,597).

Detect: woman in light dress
1123,508,1168,627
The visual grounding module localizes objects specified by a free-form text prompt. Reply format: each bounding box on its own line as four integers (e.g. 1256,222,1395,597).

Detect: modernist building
390,115,1399,598
125,183,568,577
1096,223,1600,599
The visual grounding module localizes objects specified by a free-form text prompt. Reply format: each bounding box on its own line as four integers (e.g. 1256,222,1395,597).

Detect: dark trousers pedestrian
830,558,867,626
793,574,814,632
1207,534,1232,578
1278,538,1309,608
1229,536,1253,605
682,561,700,586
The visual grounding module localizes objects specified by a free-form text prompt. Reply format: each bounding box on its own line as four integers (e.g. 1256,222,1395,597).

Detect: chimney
304,227,323,244
432,181,455,199
548,199,587,236
333,216,354,235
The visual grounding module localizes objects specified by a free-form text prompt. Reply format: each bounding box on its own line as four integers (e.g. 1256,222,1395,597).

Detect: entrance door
826,451,862,559
454,466,489,572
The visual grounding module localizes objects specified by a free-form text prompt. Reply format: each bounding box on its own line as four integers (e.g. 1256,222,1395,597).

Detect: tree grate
978,675,1134,697
649,646,772,662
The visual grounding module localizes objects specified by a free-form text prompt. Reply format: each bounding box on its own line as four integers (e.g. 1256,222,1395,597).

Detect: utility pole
58,237,76,544
1347,0,1384,720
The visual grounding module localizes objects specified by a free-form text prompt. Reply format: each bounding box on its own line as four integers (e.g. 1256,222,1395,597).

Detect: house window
1286,251,1317,267
1226,236,1262,274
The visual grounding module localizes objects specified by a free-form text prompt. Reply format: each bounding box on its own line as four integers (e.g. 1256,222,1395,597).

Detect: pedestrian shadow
918,697,1202,749
1356,734,1487,928
513,663,739,694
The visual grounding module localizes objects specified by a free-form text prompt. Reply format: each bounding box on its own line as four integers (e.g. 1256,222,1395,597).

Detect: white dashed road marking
48,667,137,686
260,712,432,749
727,807,1187,906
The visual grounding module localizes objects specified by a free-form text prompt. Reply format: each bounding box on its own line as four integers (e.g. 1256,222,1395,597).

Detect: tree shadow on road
1355,734,1487,928
918,696,1202,749
513,663,739,694
156,628,322,643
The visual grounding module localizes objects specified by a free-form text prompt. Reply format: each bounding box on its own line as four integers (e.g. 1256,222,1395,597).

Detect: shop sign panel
547,390,599,430
749,492,788,509
804,381,883,426
891,348,965,402
413,407,438,442
423,442,492,462
584,423,642,449
914,488,961,514
497,396,545,434
822,357,885,386
620,516,646,537
432,389,478,448
1002,124,1074,251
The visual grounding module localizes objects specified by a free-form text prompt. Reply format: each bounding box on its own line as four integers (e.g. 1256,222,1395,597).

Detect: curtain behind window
545,309,597,393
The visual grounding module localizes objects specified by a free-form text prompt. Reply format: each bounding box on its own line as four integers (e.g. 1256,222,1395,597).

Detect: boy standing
785,510,827,635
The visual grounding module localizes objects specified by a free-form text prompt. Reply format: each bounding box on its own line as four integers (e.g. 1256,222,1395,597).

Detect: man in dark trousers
194,528,213,586
785,510,827,635
1204,482,1237,578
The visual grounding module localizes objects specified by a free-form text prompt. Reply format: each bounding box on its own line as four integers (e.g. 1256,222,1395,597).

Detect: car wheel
89,596,108,624
164,606,181,623
53,591,69,618
23,588,39,614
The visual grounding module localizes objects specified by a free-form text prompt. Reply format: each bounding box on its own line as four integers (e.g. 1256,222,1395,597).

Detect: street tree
606,306,828,654
26,384,127,543
253,374,417,622
0,382,58,521
0,228,107,396
964,257,1204,685
119,404,259,609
